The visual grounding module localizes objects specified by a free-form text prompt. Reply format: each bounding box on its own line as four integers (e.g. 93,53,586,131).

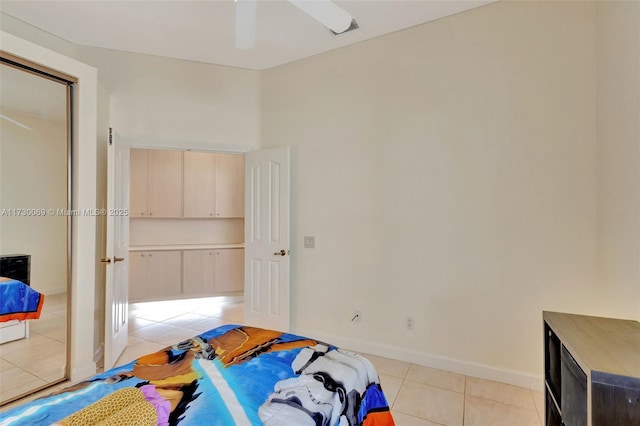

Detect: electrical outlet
406,317,414,330
304,236,315,248
352,310,361,323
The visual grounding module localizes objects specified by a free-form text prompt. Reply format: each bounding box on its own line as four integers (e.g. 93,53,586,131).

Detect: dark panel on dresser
0,254,31,285
561,346,587,426
592,372,640,426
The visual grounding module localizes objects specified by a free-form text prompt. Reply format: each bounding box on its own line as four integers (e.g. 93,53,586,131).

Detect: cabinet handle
149,212,153,216
149,254,153,257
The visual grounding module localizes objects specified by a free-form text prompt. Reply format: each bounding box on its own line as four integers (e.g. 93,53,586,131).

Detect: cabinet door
215,153,244,218
592,375,640,426
183,151,216,218
147,150,183,218
147,251,182,298
214,249,244,293
130,149,148,218
561,346,587,426
129,252,148,301
183,250,215,296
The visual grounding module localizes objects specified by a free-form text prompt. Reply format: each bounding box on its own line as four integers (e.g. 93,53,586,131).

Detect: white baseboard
94,345,104,365
70,362,97,383
41,287,66,296
292,327,544,391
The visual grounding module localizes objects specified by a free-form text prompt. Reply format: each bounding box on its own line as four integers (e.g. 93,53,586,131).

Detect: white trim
292,327,544,391
129,144,255,154
41,287,67,296
1,31,99,383
94,344,104,364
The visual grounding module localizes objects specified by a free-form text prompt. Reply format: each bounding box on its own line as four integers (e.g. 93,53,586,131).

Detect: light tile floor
0,293,68,404
2,296,546,425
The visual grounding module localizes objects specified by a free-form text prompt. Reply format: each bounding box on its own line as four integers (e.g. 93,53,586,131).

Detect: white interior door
104,128,130,369
244,146,290,331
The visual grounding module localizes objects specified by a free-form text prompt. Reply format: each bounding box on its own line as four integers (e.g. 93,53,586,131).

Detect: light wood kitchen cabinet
215,153,244,218
130,149,182,218
129,149,148,218
147,150,182,218
182,249,215,296
183,152,244,218
183,151,216,218
181,248,244,297
214,248,244,293
129,251,182,301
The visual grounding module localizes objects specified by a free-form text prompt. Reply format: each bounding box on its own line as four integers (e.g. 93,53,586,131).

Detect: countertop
543,311,640,379
129,243,244,251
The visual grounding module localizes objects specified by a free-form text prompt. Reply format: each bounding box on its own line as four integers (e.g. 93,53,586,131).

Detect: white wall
262,1,603,387
75,47,260,152
596,0,640,321
129,218,243,246
0,110,67,295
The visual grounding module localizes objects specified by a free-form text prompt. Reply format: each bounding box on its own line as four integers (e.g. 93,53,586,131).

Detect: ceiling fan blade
288,0,353,34
235,0,256,50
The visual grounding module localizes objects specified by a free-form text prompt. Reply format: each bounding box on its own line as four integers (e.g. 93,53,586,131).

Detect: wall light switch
304,236,315,248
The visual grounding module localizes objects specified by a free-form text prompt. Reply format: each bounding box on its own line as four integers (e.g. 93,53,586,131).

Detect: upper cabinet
215,153,245,218
132,148,244,219
129,149,148,218
183,151,216,218
130,149,183,218
183,151,244,218
148,150,183,218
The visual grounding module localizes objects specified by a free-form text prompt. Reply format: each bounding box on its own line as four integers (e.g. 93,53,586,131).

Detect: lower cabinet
130,248,244,301
182,250,215,297
129,251,182,301
213,249,244,293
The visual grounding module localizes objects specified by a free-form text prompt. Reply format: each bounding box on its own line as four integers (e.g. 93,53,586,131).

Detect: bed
0,276,44,345
0,324,395,426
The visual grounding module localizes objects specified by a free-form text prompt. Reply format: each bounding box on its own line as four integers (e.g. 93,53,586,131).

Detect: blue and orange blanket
0,277,44,322
0,324,395,426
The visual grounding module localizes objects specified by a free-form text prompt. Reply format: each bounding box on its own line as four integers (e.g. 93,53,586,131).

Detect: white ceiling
1,0,495,70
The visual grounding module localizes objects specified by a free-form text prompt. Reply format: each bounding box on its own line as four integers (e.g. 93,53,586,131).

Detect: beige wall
596,0,640,321
75,47,260,152
262,0,605,386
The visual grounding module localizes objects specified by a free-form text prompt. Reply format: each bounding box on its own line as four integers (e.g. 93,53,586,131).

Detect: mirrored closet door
0,55,73,405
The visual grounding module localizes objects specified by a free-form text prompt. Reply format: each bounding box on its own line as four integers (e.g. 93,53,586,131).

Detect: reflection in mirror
0,60,70,405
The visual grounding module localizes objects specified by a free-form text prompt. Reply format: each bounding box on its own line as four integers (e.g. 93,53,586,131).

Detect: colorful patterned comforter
0,325,395,426
0,277,44,322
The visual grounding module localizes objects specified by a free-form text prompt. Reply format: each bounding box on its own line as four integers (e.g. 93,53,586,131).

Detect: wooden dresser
543,311,640,426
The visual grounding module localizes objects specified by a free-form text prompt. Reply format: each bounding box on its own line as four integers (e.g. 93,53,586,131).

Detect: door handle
273,250,287,256
100,258,112,263
114,257,125,262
